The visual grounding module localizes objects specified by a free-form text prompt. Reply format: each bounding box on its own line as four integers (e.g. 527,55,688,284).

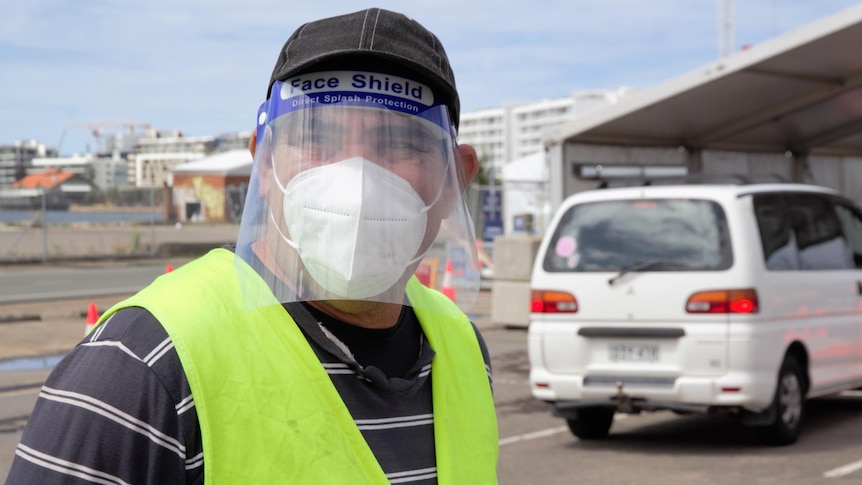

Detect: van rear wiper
607,260,690,286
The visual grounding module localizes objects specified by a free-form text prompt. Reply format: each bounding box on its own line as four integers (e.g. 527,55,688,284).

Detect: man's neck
252,237,408,329
306,299,404,329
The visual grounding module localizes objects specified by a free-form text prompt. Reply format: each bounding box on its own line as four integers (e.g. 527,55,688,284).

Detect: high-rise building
127,131,253,188
128,132,214,188
458,88,633,178
0,140,57,188
213,131,253,152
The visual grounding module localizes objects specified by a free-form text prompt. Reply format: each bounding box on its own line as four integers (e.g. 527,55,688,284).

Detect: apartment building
30,154,130,191
458,88,633,177
458,105,512,173
128,132,214,188
213,131,253,152
127,131,253,188
0,140,57,188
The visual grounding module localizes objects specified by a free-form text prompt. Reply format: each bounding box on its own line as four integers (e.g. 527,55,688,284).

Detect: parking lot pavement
0,296,119,365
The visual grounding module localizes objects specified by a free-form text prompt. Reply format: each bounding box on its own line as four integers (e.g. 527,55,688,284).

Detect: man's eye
391,140,419,151
391,138,435,153
303,133,329,145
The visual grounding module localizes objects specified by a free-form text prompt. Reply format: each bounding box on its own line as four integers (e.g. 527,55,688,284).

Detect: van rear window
543,199,732,272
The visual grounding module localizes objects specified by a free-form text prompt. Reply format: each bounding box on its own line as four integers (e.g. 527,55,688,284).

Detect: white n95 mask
273,157,433,299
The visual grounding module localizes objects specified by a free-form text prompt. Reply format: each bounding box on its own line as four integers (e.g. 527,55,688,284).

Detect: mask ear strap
269,209,300,250
270,152,291,194
421,157,451,215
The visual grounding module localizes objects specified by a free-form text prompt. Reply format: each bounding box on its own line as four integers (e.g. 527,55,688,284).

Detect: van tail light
531,290,578,313
685,289,759,314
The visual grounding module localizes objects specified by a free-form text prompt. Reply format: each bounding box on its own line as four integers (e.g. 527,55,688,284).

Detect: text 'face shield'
236,71,479,313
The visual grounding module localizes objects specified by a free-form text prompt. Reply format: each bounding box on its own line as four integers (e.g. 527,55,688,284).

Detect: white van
528,181,862,445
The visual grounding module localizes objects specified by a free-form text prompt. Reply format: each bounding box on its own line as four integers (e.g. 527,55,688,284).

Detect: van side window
788,194,853,270
834,203,862,268
753,194,798,270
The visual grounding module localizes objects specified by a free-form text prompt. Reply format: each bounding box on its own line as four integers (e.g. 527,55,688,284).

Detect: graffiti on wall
191,176,225,221
226,182,248,222
173,176,249,222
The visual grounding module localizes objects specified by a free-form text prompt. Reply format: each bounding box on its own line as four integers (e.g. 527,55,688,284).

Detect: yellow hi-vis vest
97,248,499,484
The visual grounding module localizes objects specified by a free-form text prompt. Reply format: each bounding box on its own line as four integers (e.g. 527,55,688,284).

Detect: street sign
481,188,503,242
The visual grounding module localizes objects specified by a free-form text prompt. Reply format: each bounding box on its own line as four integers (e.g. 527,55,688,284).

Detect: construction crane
718,0,736,59
57,120,154,154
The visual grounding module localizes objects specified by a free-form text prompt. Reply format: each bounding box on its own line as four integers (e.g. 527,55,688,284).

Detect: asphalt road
0,263,171,304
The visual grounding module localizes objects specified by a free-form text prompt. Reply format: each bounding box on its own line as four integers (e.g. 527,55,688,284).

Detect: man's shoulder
91,306,169,349
86,306,189,400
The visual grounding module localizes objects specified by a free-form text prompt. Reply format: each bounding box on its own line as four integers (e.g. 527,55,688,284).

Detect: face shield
236,70,480,314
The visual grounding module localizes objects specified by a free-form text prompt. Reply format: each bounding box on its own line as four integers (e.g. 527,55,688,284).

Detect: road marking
492,377,528,385
824,459,862,478
499,426,569,446
822,390,862,478
498,415,631,447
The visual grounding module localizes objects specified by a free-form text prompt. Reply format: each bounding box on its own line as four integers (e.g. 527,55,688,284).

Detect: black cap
267,8,460,129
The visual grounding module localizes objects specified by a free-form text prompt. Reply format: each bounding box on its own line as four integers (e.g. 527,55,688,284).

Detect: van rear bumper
529,367,776,413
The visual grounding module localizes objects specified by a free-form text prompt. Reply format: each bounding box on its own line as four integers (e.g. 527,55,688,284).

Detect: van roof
569,182,841,203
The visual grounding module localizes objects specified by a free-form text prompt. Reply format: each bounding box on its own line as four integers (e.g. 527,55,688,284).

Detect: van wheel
761,355,805,446
566,407,615,440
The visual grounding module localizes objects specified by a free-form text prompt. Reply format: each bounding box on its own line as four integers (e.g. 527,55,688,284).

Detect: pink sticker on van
555,236,577,257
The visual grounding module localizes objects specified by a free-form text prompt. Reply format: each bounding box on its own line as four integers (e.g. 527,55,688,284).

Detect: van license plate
609,344,659,362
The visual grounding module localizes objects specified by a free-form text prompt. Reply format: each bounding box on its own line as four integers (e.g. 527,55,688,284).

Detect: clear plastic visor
236,83,479,314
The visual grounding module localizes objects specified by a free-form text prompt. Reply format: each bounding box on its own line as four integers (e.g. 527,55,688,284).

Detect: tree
473,152,499,186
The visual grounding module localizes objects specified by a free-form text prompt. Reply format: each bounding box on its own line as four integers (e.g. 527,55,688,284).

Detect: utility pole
150,173,156,257
39,184,47,264
718,0,736,59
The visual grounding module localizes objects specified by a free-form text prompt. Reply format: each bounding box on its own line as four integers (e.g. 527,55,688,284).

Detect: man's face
268,106,453,206
260,105,464,271
240,100,479,308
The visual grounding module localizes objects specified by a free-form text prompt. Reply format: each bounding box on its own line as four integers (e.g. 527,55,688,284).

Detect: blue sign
481,189,503,242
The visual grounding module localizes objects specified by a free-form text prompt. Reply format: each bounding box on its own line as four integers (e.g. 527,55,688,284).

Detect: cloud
1,0,860,155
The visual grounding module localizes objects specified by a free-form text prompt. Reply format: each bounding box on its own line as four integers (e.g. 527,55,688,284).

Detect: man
6,8,498,484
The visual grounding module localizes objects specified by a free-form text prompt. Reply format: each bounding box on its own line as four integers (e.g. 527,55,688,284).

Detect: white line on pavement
492,378,527,385
499,426,568,446
498,415,628,447
824,459,862,478
822,389,862,478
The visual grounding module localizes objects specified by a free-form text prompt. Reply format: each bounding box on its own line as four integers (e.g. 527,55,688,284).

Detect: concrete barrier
0,223,238,264
490,234,542,328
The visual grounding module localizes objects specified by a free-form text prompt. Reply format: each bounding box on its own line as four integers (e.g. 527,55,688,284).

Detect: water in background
0,209,165,225
0,353,66,372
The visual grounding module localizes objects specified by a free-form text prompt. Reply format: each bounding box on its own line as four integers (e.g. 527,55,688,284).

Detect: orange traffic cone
441,259,456,301
85,302,99,335
165,263,174,273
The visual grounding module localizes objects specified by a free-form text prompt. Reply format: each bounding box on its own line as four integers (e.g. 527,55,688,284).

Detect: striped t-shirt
7,296,492,484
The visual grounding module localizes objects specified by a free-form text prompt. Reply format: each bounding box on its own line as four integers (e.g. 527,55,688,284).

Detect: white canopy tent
500,151,551,235
544,3,862,210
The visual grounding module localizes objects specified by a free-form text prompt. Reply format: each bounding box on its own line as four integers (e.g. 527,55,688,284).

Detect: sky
2,0,861,156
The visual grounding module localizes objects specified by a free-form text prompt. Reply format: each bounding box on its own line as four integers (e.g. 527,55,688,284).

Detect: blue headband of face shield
256,70,457,144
